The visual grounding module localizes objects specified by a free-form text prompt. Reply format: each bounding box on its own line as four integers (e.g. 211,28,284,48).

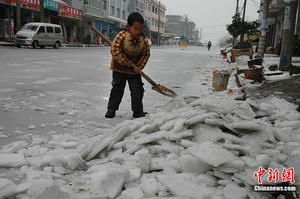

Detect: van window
46,27,54,33
54,27,61,33
38,26,45,33
22,25,38,31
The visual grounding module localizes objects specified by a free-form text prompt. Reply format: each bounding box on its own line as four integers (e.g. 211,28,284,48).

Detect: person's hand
129,61,141,74
132,64,141,74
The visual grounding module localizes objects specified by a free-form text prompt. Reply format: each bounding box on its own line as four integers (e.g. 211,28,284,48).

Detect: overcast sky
160,0,261,43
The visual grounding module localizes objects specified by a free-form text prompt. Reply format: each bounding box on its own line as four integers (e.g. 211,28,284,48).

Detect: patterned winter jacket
110,30,151,74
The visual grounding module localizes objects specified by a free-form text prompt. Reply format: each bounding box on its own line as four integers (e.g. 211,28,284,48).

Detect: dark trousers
107,71,144,112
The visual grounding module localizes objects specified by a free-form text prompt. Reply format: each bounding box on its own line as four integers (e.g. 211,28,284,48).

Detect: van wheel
32,41,38,49
40,45,45,49
16,44,21,48
54,42,60,49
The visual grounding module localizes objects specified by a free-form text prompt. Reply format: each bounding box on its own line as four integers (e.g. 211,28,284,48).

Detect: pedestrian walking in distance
87,32,92,47
207,41,212,51
105,12,151,119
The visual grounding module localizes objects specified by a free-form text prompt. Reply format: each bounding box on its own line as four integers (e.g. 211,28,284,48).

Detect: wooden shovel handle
139,71,157,87
90,26,112,46
90,25,158,87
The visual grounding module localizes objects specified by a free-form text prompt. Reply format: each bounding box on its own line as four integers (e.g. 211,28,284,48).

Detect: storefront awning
107,16,126,25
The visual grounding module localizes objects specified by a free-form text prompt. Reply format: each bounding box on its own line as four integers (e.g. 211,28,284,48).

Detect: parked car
14,23,63,49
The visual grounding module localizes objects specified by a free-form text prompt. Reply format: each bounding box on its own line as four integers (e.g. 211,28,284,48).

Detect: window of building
103,0,107,9
122,10,126,20
84,0,88,5
155,7,157,14
111,6,115,16
117,8,120,18
152,18,154,26
152,5,154,12
88,0,94,7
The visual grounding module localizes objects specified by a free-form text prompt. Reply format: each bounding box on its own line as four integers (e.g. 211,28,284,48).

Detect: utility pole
40,0,44,22
240,0,247,42
279,0,298,71
184,16,188,44
236,0,240,14
242,0,247,22
257,0,269,57
16,0,21,31
157,0,160,45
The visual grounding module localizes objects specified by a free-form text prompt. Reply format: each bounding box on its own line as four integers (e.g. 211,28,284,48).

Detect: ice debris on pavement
0,93,299,199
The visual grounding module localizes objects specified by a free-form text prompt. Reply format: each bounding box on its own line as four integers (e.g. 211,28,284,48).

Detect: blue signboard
44,0,58,11
95,20,101,30
102,22,107,31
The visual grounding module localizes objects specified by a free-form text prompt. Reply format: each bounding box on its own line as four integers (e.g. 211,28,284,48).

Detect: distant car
147,39,152,47
14,22,63,49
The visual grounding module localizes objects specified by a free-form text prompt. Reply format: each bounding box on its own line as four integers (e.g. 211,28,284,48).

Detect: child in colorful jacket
105,12,151,118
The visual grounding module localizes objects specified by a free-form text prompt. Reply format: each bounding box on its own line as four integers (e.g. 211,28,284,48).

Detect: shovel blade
152,84,177,97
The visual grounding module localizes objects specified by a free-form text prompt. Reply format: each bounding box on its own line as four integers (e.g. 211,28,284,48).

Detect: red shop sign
8,0,40,11
58,4,82,20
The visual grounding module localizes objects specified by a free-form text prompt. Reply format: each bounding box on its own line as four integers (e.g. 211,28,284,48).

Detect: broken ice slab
0,153,26,167
135,131,166,145
231,121,262,132
187,142,238,167
157,174,215,199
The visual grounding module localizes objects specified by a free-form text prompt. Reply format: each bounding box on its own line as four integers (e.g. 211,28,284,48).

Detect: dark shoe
133,111,147,118
105,110,116,118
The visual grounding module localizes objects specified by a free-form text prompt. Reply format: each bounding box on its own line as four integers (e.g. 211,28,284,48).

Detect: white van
15,23,63,49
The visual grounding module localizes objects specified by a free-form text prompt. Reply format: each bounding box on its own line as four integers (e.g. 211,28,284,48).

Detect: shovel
88,24,177,98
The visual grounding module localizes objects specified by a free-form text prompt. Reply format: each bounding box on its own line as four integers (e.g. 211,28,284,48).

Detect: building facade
144,0,166,44
165,14,199,45
0,0,167,43
0,0,83,41
264,0,300,49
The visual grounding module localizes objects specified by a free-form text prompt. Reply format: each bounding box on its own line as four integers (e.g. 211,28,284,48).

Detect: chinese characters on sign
254,167,295,184
8,0,40,11
58,4,82,20
44,0,58,11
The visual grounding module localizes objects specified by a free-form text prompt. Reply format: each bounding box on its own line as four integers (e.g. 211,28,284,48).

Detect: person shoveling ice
105,12,151,119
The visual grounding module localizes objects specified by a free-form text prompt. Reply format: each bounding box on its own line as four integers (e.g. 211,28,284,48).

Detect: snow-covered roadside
0,51,299,199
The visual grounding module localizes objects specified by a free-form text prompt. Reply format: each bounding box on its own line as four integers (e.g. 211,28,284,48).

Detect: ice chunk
223,183,248,199
117,187,144,199
65,153,85,170
159,119,176,131
157,174,214,199
87,162,129,182
27,178,54,198
233,102,256,120
185,113,218,126
1,140,27,153
231,121,262,132
164,130,193,141
25,145,48,157
0,178,17,198
187,142,237,167
172,118,186,132
0,153,26,167
89,171,125,198
140,174,160,197
135,131,166,145
180,154,210,174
